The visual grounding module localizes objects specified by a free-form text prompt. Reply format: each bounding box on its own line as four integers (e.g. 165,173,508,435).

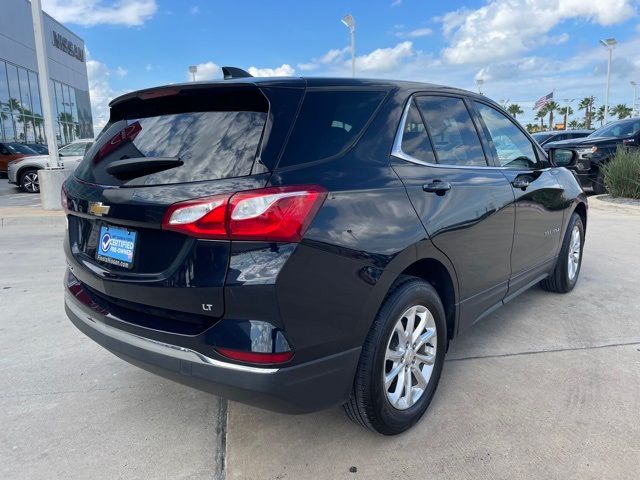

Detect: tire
344,277,447,435
19,169,39,193
592,168,607,195
540,212,584,293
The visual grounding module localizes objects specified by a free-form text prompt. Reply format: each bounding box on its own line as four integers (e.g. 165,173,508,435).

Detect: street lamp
476,78,484,95
189,65,198,82
599,38,617,124
631,81,637,116
341,14,356,77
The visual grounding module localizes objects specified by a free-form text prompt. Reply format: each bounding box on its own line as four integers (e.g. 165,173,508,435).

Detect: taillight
163,194,229,239
161,185,327,242
215,347,294,365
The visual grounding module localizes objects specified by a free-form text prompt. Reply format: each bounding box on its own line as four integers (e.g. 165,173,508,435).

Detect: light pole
30,0,59,169
631,81,637,116
600,38,617,124
189,65,197,82
476,78,484,95
341,14,356,77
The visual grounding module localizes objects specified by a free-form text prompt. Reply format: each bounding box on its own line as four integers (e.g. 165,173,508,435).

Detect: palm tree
568,119,580,129
578,96,596,129
558,106,574,129
535,109,547,130
507,103,524,118
525,123,536,133
594,105,606,126
610,104,633,120
545,101,560,130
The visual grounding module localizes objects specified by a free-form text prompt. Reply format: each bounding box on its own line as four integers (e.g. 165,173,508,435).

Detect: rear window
278,90,387,168
76,109,266,186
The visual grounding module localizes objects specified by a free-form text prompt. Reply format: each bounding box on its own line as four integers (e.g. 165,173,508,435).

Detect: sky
40,0,640,133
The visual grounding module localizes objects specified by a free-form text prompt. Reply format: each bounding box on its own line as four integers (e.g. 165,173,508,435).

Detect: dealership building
0,0,93,145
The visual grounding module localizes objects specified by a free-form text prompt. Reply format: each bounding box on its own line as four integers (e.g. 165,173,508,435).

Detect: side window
400,100,435,163
415,96,487,167
279,90,387,168
474,102,538,169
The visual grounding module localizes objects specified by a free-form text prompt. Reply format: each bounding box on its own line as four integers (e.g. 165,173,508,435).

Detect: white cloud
391,0,402,6
297,62,318,71
86,59,119,135
114,66,127,78
190,5,200,15
395,27,432,39
356,41,414,73
248,64,296,77
145,64,153,72
441,0,635,65
320,48,350,64
187,62,220,81
42,0,157,27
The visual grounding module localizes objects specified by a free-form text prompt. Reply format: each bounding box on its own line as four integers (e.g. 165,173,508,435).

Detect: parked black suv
543,117,640,194
63,75,587,434
531,129,593,147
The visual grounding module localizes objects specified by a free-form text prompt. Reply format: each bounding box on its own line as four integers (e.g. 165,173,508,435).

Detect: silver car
8,139,93,193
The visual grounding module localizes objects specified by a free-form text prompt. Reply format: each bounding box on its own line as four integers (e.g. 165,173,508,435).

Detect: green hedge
602,147,640,199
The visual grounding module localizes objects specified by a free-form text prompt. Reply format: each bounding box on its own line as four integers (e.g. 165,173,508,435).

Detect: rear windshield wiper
105,157,184,180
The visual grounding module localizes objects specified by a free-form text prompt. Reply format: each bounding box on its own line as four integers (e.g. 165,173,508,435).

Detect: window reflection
78,111,266,186
417,96,487,167
475,102,538,169
0,59,92,143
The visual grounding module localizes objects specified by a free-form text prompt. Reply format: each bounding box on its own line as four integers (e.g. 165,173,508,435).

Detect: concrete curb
588,194,640,215
0,207,66,228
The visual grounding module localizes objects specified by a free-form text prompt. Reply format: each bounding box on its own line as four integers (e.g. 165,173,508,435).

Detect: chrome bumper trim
66,296,279,374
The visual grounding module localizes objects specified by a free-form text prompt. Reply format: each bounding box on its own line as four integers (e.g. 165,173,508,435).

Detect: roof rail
222,66,253,80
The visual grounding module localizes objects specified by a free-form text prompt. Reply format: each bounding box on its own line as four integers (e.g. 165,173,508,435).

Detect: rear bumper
65,292,360,414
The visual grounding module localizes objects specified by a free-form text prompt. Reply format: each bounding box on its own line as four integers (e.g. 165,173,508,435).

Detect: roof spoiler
222,66,253,80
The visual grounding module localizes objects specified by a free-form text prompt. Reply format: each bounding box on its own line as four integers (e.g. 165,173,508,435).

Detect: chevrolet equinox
63,72,587,435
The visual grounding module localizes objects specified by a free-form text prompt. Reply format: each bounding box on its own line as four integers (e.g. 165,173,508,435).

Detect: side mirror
549,148,578,168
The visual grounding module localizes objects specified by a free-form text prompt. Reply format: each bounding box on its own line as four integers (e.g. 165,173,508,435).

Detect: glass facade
0,58,93,145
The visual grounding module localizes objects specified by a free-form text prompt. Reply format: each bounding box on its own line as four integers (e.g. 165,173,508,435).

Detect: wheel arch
359,242,460,347
398,258,457,342
573,200,587,232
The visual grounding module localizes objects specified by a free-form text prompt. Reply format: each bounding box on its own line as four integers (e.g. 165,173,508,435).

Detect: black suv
531,129,593,147
543,117,640,194
63,75,587,435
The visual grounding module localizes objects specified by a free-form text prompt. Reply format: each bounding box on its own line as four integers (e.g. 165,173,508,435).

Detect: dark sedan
543,118,640,193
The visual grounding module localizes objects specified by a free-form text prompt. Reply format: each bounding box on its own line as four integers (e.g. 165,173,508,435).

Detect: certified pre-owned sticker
96,226,137,269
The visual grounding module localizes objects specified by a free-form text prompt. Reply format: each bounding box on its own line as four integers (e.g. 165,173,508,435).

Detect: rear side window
400,100,435,163
278,90,386,168
75,110,266,186
415,96,487,167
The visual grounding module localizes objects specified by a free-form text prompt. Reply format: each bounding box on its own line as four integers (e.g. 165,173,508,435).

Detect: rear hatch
64,81,303,334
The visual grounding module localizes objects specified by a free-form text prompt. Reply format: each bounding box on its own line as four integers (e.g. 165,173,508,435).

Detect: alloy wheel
567,225,581,281
22,172,39,193
383,304,437,410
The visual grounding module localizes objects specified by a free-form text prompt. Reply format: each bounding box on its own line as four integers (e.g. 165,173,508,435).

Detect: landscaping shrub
602,147,640,199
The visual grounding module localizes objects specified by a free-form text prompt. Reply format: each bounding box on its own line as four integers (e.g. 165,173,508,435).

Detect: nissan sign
52,31,85,62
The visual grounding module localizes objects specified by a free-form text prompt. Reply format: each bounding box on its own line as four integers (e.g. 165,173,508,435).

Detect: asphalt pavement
0,176,41,207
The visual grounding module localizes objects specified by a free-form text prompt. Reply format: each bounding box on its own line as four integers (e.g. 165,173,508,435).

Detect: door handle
511,178,530,190
422,181,452,195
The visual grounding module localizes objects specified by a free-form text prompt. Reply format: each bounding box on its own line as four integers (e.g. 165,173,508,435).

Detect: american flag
534,92,553,110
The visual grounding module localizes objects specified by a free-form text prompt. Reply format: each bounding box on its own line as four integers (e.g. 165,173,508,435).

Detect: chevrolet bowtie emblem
88,201,110,217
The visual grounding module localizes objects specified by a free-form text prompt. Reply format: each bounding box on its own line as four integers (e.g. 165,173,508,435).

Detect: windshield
6,143,37,154
589,119,640,138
